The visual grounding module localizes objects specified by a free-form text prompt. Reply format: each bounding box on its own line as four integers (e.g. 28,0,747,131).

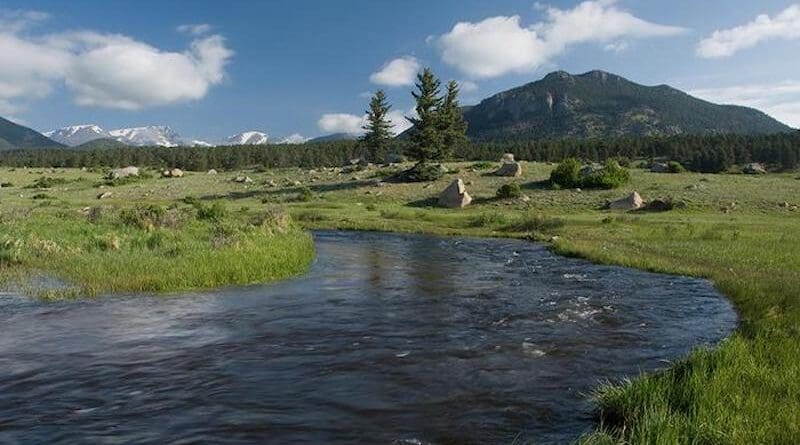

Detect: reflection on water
0,230,736,444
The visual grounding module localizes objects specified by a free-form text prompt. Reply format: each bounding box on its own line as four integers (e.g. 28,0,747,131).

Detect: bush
496,182,522,199
582,160,631,189
195,201,228,222
400,163,446,182
549,158,582,188
668,161,686,173
119,205,167,230
471,161,495,170
31,193,55,200
505,214,565,233
294,186,314,202
26,177,69,189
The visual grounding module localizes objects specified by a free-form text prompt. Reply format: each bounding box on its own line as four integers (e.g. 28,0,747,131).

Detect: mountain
44,124,111,147
109,126,183,147
0,117,64,150
223,131,269,145
308,133,359,143
74,138,129,150
462,70,794,141
278,133,309,144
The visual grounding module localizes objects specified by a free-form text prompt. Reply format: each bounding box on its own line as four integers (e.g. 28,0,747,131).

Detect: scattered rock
207,169,218,175
501,153,516,163
645,198,674,212
162,168,184,178
109,166,139,179
493,161,522,177
650,162,670,173
743,163,767,175
607,192,643,210
233,176,253,184
97,191,113,200
438,178,472,209
580,163,604,179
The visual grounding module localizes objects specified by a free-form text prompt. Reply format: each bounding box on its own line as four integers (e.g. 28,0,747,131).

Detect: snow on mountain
186,140,213,147
44,124,111,147
278,133,308,144
223,131,269,145
109,126,183,147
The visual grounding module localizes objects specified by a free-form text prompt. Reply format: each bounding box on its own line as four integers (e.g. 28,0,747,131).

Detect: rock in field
501,153,515,163
109,166,139,179
207,169,218,175
607,192,643,210
163,168,184,178
439,178,472,209
233,176,253,184
743,163,767,174
494,161,522,177
97,191,113,200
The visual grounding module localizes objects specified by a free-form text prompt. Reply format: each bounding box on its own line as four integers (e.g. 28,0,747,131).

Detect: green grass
0,162,799,441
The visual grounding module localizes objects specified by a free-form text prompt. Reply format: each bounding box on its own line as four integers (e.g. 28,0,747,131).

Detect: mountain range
462,70,792,140
0,70,795,151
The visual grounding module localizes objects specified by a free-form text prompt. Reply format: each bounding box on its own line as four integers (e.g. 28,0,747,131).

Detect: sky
0,0,799,143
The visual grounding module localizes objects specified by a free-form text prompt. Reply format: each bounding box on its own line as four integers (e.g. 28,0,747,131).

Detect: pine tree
361,90,393,162
406,68,443,164
438,80,468,159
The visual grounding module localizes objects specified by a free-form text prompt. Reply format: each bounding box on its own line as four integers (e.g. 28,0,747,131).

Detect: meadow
0,161,798,443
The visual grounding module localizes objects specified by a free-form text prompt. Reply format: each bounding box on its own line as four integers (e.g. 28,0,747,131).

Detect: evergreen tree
361,90,394,162
438,80,468,159
406,68,443,164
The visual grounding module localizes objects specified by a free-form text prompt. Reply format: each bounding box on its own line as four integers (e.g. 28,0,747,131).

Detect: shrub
496,182,522,199
505,214,565,233
0,182,13,188
549,158,582,188
195,201,228,222
252,207,292,233
31,193,55,200
400,163,446,182
471,161,495,170
119,205,166,230
26,176,69,189
468,212,510,228
582,160,631,189
294,186,314,202
668,161,686,173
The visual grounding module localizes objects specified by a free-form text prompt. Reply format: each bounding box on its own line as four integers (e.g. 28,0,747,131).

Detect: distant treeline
1,133,798,173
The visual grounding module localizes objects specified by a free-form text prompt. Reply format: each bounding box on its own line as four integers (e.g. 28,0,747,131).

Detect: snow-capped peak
109,126,183,147
224,131,269,145
278,133,308,144
45,124,111,147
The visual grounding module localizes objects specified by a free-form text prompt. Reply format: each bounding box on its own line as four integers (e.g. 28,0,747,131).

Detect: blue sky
1,0,799,142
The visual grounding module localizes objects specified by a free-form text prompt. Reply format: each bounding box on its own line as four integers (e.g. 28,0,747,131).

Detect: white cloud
318,108,415,136
458,80,479,93
436,0,684,78
697,5,800,58
177,23,212,36
690,81,800,128
318,113,365,135
0,12,232,112
369,56,420,87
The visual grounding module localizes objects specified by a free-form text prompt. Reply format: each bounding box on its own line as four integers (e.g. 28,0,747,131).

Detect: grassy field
0,161,798,442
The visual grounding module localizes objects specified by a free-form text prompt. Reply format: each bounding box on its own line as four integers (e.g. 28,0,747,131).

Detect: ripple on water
0,230,736,445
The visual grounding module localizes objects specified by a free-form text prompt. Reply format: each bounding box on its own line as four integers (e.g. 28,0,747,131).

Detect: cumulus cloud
318,113,365,135
436,0,684,78
177,23,212,35
0,11,232,112
458,80,479,93
318,108,414,136
369,56,420,87
697,5,800,58
690,81,800,128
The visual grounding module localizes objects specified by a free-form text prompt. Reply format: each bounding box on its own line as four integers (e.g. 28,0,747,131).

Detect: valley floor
0,162,798,443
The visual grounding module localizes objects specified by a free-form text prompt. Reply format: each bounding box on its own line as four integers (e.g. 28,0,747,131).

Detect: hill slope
0,117,64,150
463,70,794,141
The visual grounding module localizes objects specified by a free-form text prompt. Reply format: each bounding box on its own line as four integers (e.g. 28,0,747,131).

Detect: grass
1,162,799,441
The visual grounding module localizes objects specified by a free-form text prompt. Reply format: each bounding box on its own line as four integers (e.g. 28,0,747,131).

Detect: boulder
233,176,253,184
501,153,516,163
743,163,767,175
109,166,139,179
493,161,522,177
207,169,218,175
169,168,184,178
650,162,670,173
645,198,673,212
97,191,113,200
438,178,472,209
580,163,604,179
607,192,643,210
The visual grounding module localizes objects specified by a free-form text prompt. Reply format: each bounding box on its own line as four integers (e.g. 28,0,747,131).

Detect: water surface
0,230,736,444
